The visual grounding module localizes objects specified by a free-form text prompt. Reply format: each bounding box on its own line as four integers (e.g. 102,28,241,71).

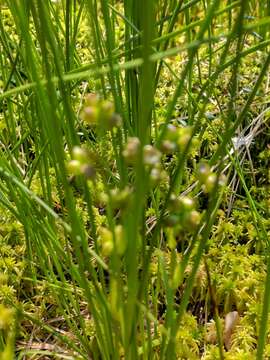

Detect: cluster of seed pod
80,93,122,130
67,146,96,180
166,194,201,232
160,124,198,154
197,162,226,193
99,187,132,212
122,137,167,185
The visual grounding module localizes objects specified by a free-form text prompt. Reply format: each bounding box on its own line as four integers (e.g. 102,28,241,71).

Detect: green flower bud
218,174,227,187
99,192,109,205
101,100,114,117
99,100,115,129
169,194,181,211
67,147,96,179
80,94,121,131
98,226,126,257
102,241,114,256
108,113,122,129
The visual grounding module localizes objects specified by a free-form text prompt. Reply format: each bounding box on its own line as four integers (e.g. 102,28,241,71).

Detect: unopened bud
101,100,114,116
169,194,194,212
